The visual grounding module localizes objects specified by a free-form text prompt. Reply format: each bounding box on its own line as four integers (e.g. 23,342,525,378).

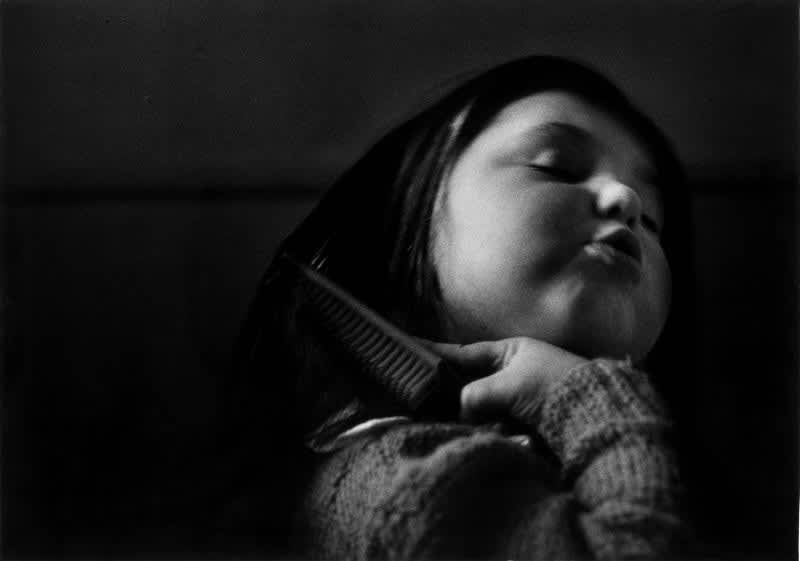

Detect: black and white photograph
2,1,798,559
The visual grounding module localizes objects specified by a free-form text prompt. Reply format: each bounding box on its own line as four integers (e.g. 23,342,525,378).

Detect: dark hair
219,55,694,554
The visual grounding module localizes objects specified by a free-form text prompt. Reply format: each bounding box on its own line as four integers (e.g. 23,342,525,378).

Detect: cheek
432,189,581,342
442,180,583,272
437,189,520,280
431,192,528,340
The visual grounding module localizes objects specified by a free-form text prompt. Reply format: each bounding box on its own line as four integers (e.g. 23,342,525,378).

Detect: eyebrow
514,122,593,149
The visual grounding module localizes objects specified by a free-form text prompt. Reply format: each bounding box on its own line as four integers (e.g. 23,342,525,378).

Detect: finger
459,370,514,424
459,352,554,426
420,339,507,371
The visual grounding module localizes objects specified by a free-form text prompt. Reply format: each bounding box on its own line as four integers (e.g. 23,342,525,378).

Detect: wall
3,1,797,558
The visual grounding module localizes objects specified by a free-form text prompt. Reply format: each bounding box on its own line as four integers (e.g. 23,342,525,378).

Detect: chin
539,301,649,362
564,285,663,361
562,318,660,363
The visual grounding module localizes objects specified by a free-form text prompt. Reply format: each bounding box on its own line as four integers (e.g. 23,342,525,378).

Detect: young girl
228,55,693,560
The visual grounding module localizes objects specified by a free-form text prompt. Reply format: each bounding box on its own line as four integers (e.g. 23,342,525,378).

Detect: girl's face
433,91,671,362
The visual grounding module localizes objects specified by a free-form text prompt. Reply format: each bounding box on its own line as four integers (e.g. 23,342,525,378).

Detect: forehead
487,90,655,171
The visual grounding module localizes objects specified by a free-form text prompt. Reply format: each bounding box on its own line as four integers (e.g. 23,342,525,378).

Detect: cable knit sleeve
293,359,685,560
520,358,685,559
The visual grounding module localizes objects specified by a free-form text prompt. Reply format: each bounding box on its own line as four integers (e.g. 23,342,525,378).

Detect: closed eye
526,139,591,183
528,164,581,183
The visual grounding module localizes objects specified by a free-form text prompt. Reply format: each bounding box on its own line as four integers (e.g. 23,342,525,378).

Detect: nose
594,179,642,229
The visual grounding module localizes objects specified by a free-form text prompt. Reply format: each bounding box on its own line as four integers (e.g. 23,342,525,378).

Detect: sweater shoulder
296,422,564,560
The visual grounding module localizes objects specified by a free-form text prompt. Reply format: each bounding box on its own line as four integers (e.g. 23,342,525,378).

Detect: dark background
2,0,798,559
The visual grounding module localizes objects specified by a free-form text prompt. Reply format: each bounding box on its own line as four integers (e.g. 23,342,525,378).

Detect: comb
283,253,464,421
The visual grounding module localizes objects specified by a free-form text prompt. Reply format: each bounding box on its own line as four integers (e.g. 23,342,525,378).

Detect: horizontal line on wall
1,185,327,205
2,174,796,206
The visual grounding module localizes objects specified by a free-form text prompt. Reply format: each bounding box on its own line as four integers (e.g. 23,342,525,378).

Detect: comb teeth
309,283,437,404
287,255,461,418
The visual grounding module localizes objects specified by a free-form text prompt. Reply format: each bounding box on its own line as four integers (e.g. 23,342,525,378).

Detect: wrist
536,359,670,470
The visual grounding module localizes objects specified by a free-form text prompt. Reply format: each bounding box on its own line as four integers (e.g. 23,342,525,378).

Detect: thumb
418,339,518,423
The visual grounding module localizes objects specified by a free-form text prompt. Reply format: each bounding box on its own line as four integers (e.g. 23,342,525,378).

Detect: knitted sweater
293,359,685,560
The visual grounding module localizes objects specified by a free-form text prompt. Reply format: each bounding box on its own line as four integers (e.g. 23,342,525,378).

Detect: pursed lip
589,227,643,265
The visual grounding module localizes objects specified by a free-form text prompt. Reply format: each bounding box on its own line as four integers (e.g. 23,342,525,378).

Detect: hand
427,338,587,426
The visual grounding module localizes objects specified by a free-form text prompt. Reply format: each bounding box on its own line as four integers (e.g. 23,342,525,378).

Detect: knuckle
461,376,504,413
